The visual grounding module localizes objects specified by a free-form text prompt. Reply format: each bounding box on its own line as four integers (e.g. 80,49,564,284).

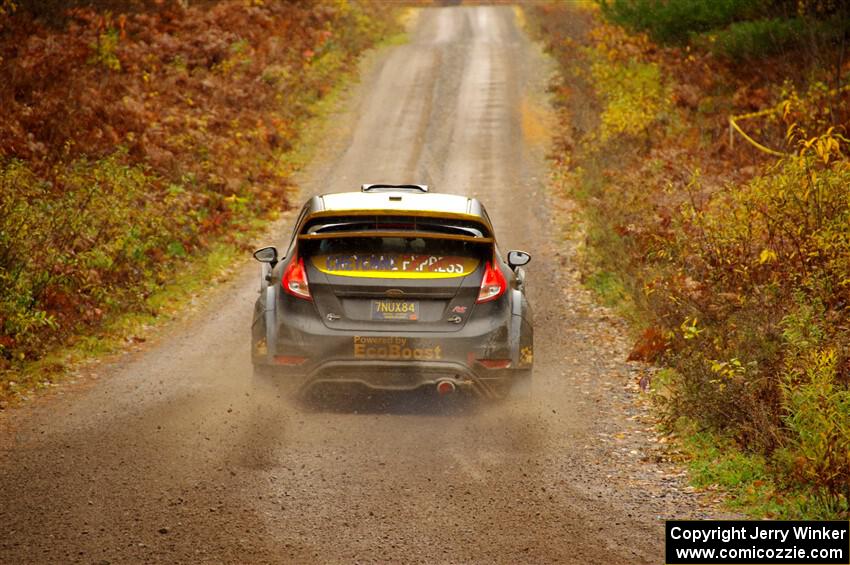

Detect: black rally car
251,184,533,398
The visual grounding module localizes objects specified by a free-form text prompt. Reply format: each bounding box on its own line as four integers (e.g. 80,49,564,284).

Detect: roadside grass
584,271,627,307
550,150,647,330
674,421,844,520
652,369,837,519
678,426,788,518
0,15,414,409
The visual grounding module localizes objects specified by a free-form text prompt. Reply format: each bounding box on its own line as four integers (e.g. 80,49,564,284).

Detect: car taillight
282,256,312,301
477,358,512,369
273,355,308,366
476,260,506,303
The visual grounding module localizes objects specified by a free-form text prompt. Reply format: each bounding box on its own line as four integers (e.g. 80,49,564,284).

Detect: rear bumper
252,292,531,397
299,359,521,398
253,331,523,398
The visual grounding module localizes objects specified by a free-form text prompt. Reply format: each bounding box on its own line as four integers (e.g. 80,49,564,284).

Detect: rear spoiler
298,231,493,244
303,209,492,233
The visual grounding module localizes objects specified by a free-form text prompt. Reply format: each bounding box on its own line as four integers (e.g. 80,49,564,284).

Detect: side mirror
253,246,278,265
507,250,531,269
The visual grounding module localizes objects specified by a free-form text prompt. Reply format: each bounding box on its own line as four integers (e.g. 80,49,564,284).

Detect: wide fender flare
508,288,533,368
263,283,279,362
259,262,271,292
508,289,523,366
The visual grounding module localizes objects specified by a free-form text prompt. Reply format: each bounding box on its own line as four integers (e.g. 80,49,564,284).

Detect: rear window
301,237,487,279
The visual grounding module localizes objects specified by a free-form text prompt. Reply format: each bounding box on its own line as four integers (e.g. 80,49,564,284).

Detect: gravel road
0,7,730,564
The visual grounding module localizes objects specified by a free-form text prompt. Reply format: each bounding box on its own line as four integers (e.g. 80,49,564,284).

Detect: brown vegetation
0,1,399,394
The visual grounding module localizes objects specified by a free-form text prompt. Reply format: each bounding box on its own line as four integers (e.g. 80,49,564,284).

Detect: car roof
301,191,492,231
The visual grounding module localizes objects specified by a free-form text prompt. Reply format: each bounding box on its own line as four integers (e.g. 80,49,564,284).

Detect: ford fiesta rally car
251,184,533,398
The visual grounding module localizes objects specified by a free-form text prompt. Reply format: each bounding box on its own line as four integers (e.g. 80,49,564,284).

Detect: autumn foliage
529,2,850,516
0,1,399,389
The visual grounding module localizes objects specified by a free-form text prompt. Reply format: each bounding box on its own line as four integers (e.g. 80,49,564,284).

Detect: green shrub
597,0,765,44
778,349,850,514
0,153,180,366
699,17,830,61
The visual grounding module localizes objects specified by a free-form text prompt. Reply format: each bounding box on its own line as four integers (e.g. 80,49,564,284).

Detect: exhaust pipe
436,380,456,396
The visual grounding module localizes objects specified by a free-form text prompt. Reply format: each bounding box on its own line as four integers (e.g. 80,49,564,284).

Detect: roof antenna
360,184,429,193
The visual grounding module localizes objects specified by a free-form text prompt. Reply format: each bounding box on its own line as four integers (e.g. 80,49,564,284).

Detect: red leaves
732,86,770,112
0,0,394,189
0,1,400,377
627,327,669,363
671,84,700,110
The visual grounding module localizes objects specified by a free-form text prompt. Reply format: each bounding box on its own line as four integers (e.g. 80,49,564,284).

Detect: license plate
371,299,419,321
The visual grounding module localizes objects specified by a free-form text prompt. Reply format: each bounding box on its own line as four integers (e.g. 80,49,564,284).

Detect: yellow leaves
581,19,668,143
822,135,841,162
680,317,703,340
796,130,847,165
737,81,850,161
0,1,17,17
709,358,747,392
758,248,778,264
88,28,122,72
784,121,797,143
589,52,666,141
780,348,850,497
801,136,817,151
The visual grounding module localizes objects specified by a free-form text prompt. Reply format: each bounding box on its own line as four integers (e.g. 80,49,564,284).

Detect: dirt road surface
0,7,726,564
